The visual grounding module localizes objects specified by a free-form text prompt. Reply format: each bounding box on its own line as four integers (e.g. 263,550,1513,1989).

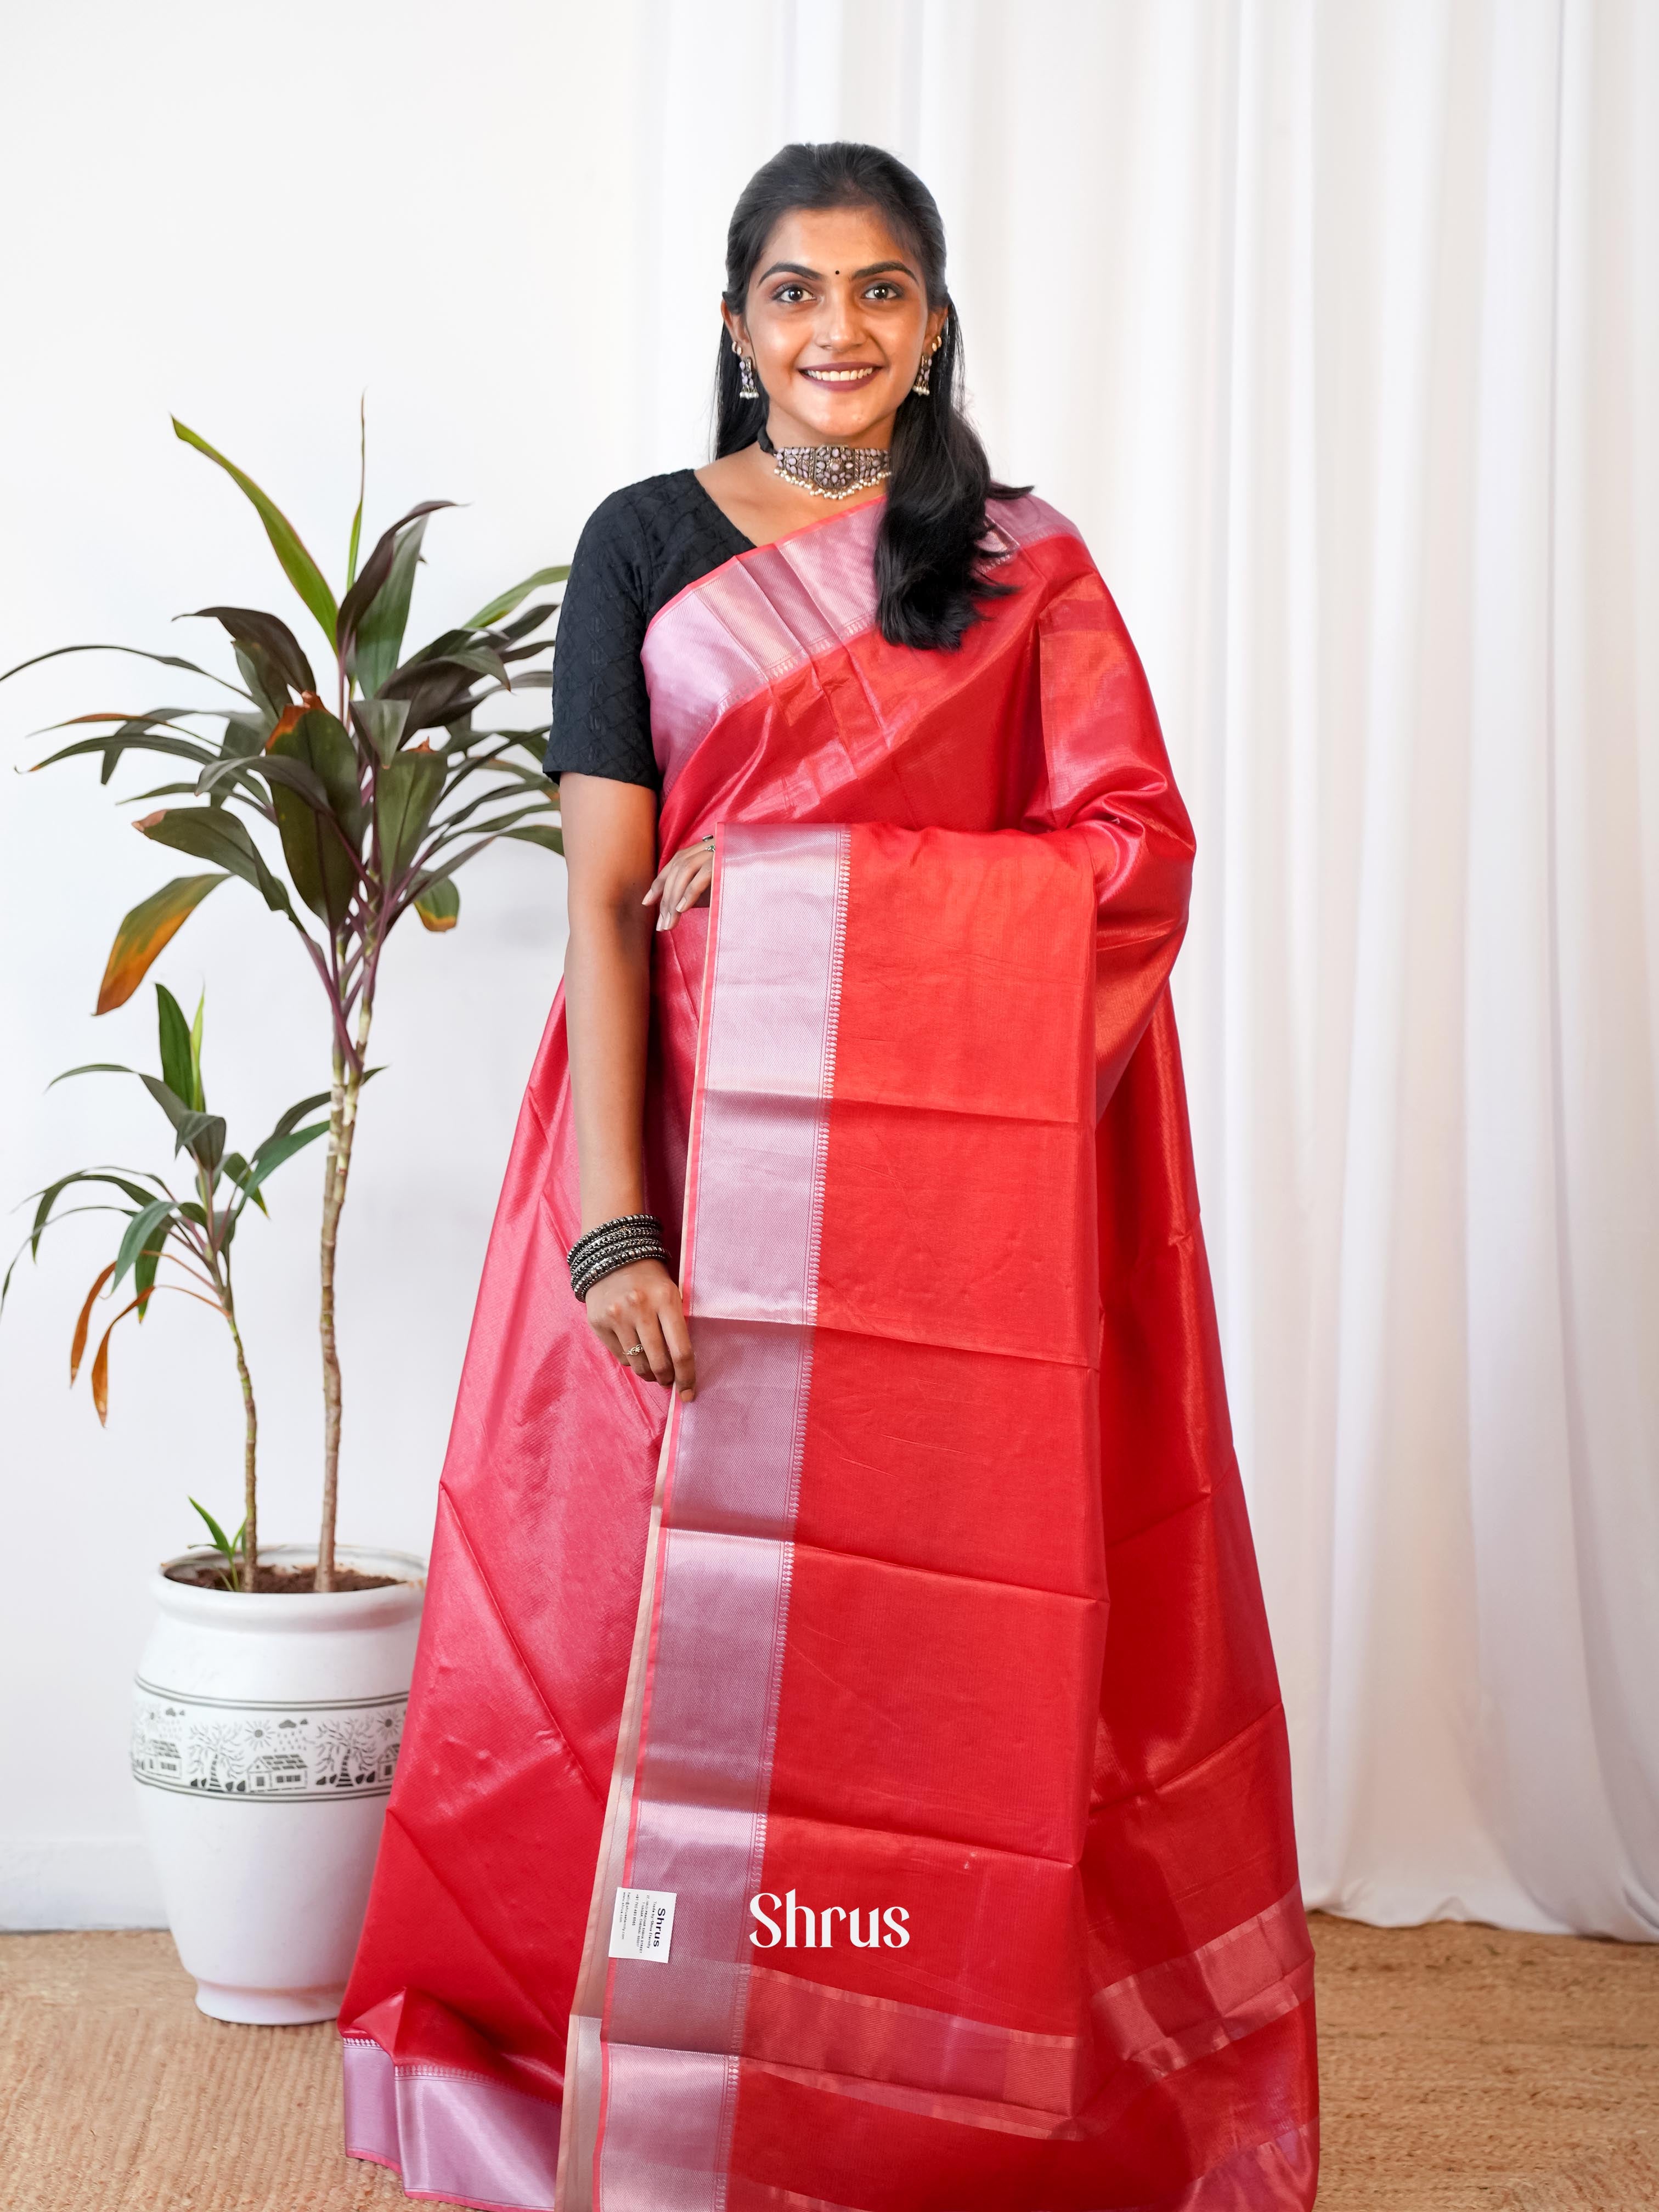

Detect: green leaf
340,504,455,696
414,875,459,932
195,744,331,812
437,643,511,689
189,990,205,1106
155,984,196,1110
353,517,430,698
96,874,225,1013
114,1199,177,1289
347,396,366,592
189,1497,239,1561
172,421,338,645
232,646,288,729
267,1089,332,1142
267,706,364,926
121,780,211,805
489,600,560,646
222,708,269,759
133,1223,165,1316
377,656,478,738
232,1119,328,1204
31,722,217,786
504,824,565,854
47,1063,136,1084
135,1074,224,1173
136,806,295,919
136,1070,191,1132
135,1075,225,1173
221,1151,269,1217
375,747,445,884
0,642,249,700
177,1110,227,1174
191,607,315,698
22,1168,157,1255
466,565,571,630
352,697,410,764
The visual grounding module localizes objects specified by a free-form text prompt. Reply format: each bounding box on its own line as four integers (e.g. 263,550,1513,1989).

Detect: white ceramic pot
132,1543,425,2024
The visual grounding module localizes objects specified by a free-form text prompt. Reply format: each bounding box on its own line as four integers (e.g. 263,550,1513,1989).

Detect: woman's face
725,204,948,449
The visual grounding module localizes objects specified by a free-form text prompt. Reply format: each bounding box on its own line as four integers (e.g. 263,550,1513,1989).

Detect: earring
911,336,941,398
737,349,760,401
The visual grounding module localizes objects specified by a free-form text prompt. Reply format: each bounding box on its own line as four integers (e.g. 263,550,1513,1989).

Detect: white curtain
553,0,1659,1939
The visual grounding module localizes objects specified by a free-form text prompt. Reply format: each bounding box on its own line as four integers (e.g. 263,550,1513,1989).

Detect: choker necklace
758,427,890,502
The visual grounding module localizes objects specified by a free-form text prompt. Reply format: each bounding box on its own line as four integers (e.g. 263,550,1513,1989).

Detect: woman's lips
798,364,882,386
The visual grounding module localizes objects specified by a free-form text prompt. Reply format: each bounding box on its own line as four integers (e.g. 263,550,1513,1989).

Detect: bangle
568,1212,669,1302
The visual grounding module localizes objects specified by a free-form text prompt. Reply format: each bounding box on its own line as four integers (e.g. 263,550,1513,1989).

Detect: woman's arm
559,772,696,1400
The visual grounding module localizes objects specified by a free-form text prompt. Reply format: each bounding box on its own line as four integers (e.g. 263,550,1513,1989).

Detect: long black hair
714,141,1025,653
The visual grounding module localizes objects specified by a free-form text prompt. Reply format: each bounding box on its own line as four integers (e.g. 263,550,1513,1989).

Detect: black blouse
544,470,753,792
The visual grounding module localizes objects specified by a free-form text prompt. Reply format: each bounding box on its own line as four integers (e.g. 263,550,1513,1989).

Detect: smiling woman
338,141,1318,2212
706,141,1025,650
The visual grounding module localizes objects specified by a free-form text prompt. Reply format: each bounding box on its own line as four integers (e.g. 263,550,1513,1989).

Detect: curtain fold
552,0,1659,1938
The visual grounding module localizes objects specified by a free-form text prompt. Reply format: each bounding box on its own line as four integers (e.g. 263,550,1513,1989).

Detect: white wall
4,2,1656,1937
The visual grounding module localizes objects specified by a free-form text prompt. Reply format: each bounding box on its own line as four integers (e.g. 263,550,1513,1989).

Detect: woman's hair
714,140,1025,653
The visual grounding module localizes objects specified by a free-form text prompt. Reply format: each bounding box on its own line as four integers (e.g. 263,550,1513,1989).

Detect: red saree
340,496,1318,2211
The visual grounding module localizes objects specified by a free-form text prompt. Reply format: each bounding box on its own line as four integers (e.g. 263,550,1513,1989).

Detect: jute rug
0,1915,1654,2209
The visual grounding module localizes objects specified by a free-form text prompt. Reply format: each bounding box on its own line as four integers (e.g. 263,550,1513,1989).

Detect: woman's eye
865,283,902,301
774,284,810,304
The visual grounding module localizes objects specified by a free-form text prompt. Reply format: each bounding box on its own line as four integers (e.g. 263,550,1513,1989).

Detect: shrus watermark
749,1891,910,1949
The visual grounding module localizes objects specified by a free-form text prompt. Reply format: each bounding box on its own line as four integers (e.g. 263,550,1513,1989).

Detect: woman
342,142,1318,2212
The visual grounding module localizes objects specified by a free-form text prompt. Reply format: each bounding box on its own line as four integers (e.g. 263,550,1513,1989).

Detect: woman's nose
815,286,862,348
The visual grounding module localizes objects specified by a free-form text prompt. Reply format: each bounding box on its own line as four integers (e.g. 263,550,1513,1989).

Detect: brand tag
609,1886,676,1963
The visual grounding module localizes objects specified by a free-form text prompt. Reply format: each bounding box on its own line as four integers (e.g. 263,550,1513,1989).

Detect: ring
618,1342,642,1361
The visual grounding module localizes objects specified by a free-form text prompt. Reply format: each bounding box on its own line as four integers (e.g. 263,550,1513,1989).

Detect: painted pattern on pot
132,1678,405,1801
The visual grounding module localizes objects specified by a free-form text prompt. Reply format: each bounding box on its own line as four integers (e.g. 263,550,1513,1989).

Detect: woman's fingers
625,1302,673,1389
676,855,713,910
643,839,716,930
585,1261,696,1398
657,1291,696,1399
588,1263,656,1361
658,860,711,929
657,855,713,930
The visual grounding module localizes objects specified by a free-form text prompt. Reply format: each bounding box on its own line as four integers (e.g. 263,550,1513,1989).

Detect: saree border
642,493,1077,797
557,822,852,2212
343,2036,562,2210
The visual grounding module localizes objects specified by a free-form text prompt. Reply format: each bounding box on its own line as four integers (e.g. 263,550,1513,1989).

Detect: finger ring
618,1342,642,1361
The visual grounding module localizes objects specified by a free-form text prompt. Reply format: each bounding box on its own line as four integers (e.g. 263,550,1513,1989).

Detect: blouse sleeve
543,489,661,792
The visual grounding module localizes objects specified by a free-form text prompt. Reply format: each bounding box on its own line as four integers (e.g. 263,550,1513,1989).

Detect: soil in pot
163,1561,407,1594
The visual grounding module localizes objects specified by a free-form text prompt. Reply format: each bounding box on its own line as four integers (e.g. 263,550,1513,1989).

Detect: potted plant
5,980,427,2019
4,418,567,2020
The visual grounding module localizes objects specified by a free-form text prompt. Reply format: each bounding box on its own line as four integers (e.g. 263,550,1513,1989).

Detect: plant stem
316,931,376,1592
195,1161,260,1595
225,1297,258,1593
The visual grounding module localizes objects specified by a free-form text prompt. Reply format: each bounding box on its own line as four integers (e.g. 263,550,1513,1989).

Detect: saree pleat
341,496,1318,2210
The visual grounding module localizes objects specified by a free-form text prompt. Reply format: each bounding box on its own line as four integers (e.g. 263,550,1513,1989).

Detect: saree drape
340,497,1318,2211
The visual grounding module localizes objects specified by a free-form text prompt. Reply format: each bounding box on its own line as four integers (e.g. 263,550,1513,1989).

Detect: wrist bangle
568,1212,669,1302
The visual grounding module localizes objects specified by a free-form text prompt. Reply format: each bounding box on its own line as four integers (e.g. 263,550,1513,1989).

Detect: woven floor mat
0,1914,1654,2209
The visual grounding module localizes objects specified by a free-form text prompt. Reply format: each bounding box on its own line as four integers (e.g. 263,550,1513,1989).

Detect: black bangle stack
568,1213,669,1302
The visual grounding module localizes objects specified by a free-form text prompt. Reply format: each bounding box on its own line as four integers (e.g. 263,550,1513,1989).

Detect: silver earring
737,349,760,401
911,338,941,398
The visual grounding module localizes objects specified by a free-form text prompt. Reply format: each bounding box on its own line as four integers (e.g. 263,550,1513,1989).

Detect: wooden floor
1,1915,1655,2209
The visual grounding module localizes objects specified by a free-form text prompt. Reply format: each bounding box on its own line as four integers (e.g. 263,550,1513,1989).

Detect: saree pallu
340,497,1319,2211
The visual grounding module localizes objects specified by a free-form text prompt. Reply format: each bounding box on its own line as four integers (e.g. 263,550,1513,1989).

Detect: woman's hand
642,834,715,932
586,1257,696,1399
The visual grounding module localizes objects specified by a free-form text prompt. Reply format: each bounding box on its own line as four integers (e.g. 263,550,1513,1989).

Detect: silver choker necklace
758,429,890,501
